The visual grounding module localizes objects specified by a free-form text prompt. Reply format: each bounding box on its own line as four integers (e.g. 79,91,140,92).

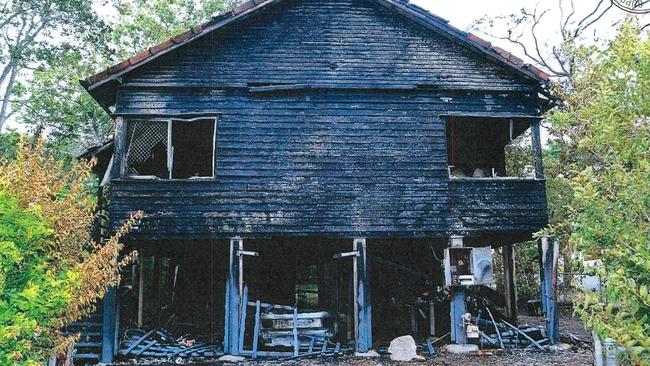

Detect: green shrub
0,192,81,365
548,22,650,364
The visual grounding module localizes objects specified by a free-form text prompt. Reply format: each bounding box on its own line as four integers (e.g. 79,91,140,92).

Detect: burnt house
80,0,552,363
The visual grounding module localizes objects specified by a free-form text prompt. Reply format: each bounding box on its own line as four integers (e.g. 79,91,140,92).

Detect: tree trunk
0,65,18,132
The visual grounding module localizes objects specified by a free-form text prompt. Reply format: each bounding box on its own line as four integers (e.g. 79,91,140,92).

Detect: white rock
218,354,246,363
388,335,425,361
550,343,573,351
355,350,380,357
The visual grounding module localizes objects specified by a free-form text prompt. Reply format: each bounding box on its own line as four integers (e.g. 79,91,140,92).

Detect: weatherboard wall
109,89,547,240
106,0,548,239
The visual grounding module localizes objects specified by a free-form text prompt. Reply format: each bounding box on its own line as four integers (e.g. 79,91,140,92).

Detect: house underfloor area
71,236,584,365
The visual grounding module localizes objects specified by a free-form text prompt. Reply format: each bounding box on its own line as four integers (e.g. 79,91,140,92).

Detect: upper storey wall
123,0,539,93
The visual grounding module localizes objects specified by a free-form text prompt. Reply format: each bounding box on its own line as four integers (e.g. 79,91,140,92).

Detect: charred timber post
137,256,144,327
225,237,244,355
531,119,545,179
538,236,559,344
502,244,518,324
449,235,468,345
353,238,372,353
101,286,118,363
111,117,126,178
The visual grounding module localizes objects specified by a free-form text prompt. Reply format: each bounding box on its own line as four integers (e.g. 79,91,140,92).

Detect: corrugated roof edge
81,0,550,90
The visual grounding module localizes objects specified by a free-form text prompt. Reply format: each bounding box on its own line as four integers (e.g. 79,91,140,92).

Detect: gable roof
82,0,550,107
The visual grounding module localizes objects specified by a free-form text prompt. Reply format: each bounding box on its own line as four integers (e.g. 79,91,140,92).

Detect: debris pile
119,328,223,359
473,316,549,350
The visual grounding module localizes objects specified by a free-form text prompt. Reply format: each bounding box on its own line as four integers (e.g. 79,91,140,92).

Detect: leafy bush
0,193,79,365
548,23,650,364
0,139,140,364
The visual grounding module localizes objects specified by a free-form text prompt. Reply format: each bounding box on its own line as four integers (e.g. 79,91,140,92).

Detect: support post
502,244,518,324
538,236,559,344
224,237,243,355
429,301,436,336
531,119,545,179
353,238,372,353
152,255,162,326
101,286,118,363
137,256,144,328
448,235,467,344
450,287,467,344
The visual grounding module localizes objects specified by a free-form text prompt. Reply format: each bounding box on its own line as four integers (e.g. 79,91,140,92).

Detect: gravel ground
112,310,594,366
246,348,593,366
113,347,594,366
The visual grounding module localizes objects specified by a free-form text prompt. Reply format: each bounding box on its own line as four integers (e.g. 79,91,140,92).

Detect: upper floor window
445,117,536,179
124,117,216,179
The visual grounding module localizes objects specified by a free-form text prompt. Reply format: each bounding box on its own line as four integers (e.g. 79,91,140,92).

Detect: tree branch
561,0,576,40
572,0,606,39
573,3,613,39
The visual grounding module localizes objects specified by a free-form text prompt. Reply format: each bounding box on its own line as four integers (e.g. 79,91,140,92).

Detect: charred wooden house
79,0,553,363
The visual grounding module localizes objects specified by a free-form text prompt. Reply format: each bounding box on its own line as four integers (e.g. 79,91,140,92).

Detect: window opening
445,117,534,179
171,119,216,179
124,118,216,179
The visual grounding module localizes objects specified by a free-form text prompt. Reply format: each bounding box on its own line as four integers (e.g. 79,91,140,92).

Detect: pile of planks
474,313,549,350
119,328,224,359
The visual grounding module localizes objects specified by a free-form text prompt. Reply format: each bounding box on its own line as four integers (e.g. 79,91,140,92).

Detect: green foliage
0,193,81,365
0,130,22,161
504,131,534,178
0,141,139,363
15,50,112,158
0,0,107,130
547,22,650,364
110,0,233,59
493,242,540,305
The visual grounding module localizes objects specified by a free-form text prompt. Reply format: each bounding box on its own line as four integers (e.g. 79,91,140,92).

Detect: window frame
122,116,218,180
443,116,540,181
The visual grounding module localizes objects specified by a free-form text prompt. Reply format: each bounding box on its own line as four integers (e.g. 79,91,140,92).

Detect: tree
0,139,140,364
471,0,621,84
0,0,107,132
109,0,234,59
0,129,21,161
472,1,643,300
15,50,112,159
12,0,234,158
549,23,649,364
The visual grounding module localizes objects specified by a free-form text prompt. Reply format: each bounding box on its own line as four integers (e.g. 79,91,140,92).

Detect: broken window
125,120,169,178
445,117,534,178
124,117,216,179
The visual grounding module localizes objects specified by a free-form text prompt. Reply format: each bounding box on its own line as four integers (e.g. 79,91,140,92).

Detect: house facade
81,0,551,363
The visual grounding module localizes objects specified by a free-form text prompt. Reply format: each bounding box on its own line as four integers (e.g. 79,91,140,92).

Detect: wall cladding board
450,179,548,234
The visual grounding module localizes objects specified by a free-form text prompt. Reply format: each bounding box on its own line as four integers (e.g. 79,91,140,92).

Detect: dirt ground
112,308,594,366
